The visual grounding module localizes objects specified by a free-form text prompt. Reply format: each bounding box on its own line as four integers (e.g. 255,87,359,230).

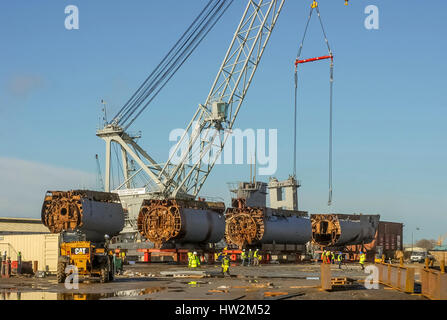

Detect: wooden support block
320,264,332,291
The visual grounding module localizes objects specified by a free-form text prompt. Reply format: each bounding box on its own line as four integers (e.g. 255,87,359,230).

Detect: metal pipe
262,215,311,244
225,207,311,248
137,199,225,246
310,214,380,247
41,190,125,242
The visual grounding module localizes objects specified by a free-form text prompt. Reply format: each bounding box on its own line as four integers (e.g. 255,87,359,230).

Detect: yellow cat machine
57,232,115,283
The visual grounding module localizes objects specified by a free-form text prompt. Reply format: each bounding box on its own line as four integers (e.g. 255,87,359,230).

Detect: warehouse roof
0,217,49,234
432,246,447,251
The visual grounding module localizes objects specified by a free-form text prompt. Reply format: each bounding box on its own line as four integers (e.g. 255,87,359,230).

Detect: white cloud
0,157,95,218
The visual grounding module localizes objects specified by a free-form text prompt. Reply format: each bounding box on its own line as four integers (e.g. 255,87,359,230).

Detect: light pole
412,227,420,253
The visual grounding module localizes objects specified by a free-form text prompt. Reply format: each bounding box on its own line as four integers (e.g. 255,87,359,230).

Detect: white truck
410,251,427,263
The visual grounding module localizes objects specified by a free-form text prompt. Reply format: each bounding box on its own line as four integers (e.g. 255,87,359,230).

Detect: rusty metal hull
225,207,311,248
41,190,125,242
311,214,380,248
137,199,225,246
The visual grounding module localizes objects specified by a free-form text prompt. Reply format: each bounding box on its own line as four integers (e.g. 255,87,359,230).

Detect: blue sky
0,1,446,244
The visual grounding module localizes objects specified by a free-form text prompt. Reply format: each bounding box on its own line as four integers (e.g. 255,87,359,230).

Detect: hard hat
193,251,197,255
249,249,252,251
242,249,245,251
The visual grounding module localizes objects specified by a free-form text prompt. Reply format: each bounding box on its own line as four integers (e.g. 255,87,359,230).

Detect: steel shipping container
0,234,59,272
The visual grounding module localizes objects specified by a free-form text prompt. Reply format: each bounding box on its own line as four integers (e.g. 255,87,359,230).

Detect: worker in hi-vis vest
359,252,366,270
337,252,343,269
241,249,247,266
190,252,200,268
321,250,326,263
253,249,260,266
195,252,201,267
221,254,230,276
325,251,331,264
187,252,193,268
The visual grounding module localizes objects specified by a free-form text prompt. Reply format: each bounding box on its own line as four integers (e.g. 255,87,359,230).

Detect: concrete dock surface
0,263,427,300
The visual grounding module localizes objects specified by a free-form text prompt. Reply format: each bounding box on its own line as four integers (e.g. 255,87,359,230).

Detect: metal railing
375,259,415,293
420,259,446,300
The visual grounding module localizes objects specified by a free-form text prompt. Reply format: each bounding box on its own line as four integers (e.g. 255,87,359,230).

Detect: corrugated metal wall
0,292,58,300
0,234,59,272
376,221,403,251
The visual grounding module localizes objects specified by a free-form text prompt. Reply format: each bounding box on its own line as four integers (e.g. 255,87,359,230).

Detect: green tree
415,239,436,250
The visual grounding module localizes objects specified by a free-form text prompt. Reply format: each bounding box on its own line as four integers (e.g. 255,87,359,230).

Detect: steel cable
121,1,224,125
124,0,233,130
110,0,233,129
293,3,334,206
112,0,216,124
294,7,314,178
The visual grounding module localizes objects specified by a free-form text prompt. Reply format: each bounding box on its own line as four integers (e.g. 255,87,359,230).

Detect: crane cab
210,101,228,122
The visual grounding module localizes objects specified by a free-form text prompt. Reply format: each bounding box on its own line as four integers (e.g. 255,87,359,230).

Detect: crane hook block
311,1,318,9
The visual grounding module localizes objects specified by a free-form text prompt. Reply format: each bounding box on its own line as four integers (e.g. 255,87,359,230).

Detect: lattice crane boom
159,0,285,198
97,0,285,200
